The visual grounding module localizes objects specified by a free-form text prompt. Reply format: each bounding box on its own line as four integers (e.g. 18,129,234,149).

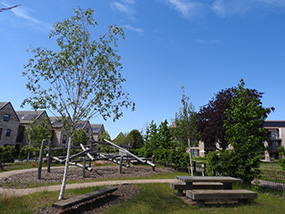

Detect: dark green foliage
19,145,40,161
0,145,16,163
170,146,190,171
171,86,199,148
198,81,265,151
113,132,128,145
25,116,52,148
126,129,144,149
72,129,88,147
139,121,159,158
101,131,111,141
207,79,273,183
207,150,263,183
139,120,174,164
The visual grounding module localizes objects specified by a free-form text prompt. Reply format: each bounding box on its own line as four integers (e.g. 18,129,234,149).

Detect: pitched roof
49,116,64,128
0,102,9,110
0,102,20,122
77,121,89,129
91,124,104,133
16,110,46,123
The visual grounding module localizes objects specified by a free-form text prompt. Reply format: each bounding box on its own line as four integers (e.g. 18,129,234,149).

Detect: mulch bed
0,165,174,188
34,183,139,214
0,164,175,213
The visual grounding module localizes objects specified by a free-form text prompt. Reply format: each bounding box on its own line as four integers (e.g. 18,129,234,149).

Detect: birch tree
22,8,135,199
172,87,199,175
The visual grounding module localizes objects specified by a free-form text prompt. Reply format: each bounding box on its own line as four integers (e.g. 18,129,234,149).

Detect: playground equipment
37,139,155,179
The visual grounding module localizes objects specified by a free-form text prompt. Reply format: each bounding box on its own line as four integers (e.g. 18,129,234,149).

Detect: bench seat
52,186,118,210
169,182,223,196
186,189,257,203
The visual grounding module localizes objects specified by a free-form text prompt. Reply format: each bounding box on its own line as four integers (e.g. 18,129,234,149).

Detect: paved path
252,179,284,191
0,168,176,197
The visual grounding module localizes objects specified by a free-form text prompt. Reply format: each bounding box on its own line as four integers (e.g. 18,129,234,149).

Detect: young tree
72,129,88,147
101,131,111,141
140,120,173,165
157,120,173,165
139,121,159,158
126,129,144,149
198,84,263,151
25,116,52,161
172,87,199,175
223,79,273,183
114,132,128,145
25,117,52,148
22,8,134,199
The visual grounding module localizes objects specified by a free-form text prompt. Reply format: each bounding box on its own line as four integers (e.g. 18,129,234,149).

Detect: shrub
0,145,16,163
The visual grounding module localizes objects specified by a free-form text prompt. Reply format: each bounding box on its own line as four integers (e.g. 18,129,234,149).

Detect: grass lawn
0,183,284,214
104,183,285,214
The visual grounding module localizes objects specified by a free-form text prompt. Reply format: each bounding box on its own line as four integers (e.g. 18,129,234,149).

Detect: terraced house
16,110,50,146
0,102,19,149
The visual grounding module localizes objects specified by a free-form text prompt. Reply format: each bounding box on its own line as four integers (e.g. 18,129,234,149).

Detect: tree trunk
58,136,72,200
188,139,193,176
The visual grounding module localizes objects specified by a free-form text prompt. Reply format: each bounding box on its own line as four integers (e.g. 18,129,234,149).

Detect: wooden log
104,139,156,167
52,156,65,163
118,156,123,174
47,141,52,173
69,161,92,171
83,159,86,178
52,186,118,210
80,144,95,160
38,139,46,179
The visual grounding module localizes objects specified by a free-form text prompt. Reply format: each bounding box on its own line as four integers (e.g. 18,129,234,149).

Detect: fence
254,170,285,197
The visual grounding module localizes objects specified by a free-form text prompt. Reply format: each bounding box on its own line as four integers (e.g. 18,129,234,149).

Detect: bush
169,147,189,171
0,145,16,163
19,145,40,160
207,150,262,183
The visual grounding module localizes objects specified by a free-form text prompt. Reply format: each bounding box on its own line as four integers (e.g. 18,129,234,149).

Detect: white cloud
160,0,285,19
110,1,136,18
212,0,285,17
0,1,51,32
124,25,144,33
212,0,252,17
257,0,285,7
121,0,136,4
164,0,203,19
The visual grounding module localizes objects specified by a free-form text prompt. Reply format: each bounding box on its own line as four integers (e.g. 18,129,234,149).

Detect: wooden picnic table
175,176,242,190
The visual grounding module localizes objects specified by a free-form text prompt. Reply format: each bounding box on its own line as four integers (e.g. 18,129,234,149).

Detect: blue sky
1,0,285,139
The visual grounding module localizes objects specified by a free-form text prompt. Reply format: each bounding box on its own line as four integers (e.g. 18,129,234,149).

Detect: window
6,129,11,137
62,135,67,144
0,128,2,141
86,128,89,133
270,131,278,139
3,114,10,122
191,149,200,157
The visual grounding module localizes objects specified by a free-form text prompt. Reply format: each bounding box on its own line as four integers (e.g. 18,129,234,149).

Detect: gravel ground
0,165,175,214
0,165,175,188
34,183,139,214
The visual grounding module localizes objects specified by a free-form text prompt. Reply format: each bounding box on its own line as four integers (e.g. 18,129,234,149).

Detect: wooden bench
52,186,118,210
186,189,257,205
169,182,223,196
